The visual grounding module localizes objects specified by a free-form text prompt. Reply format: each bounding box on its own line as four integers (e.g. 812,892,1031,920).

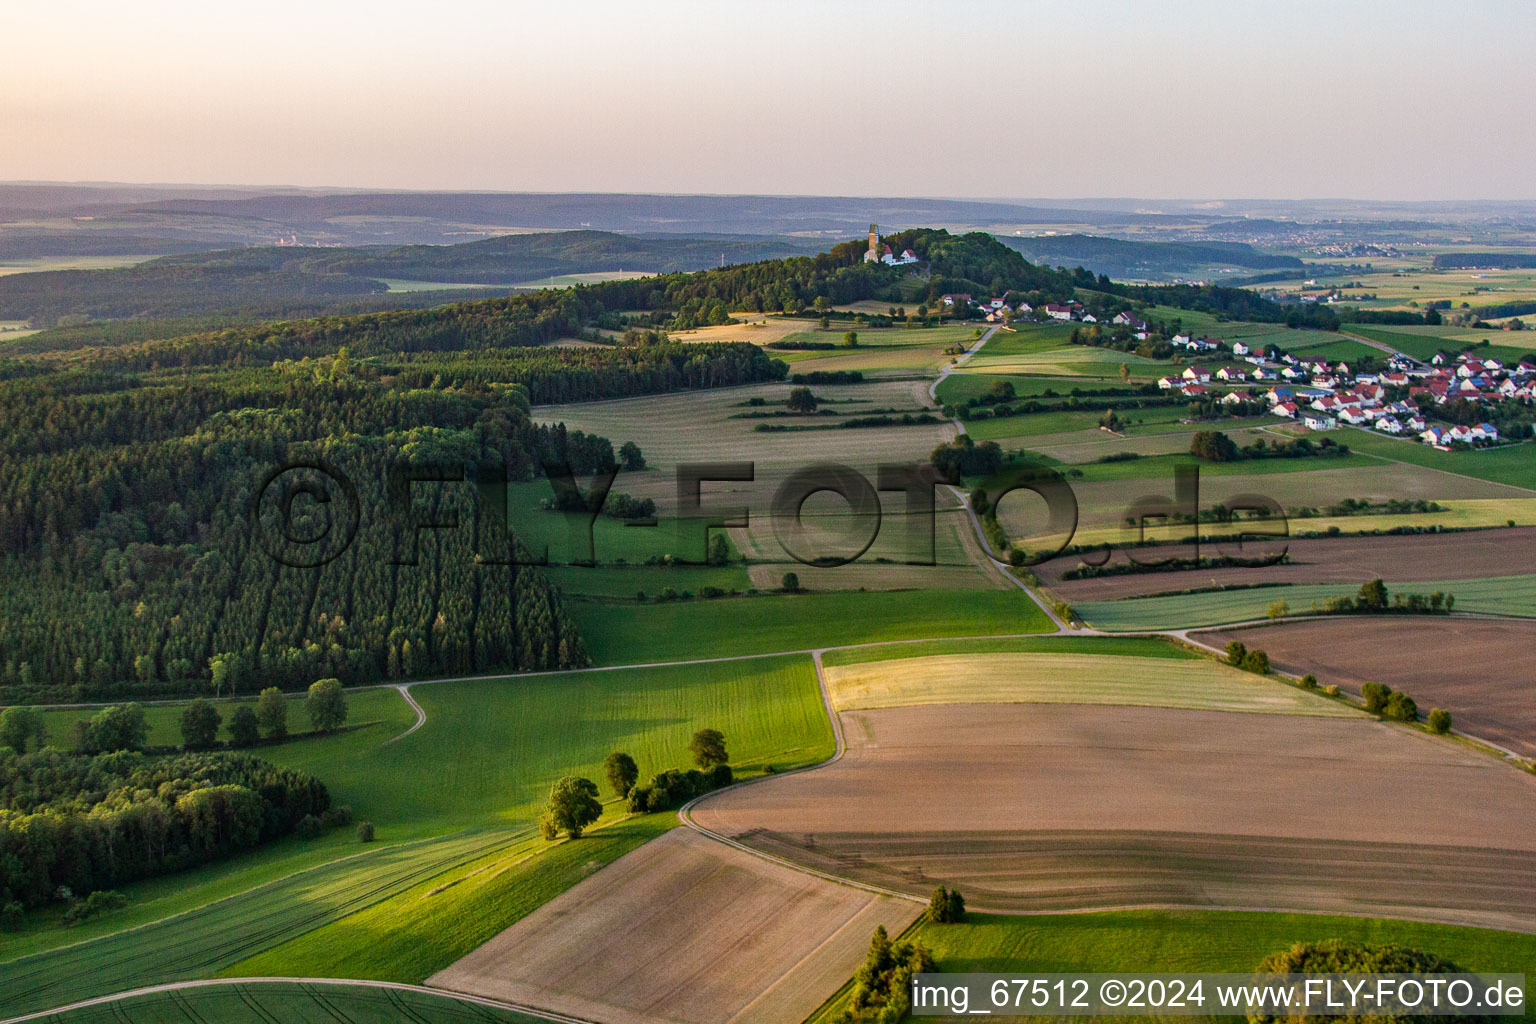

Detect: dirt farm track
691,703,1536,932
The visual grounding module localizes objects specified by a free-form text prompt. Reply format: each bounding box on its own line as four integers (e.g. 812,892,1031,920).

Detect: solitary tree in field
1428,708,1452,734
1267,599,1289,620
306,678,348,734
842,331,859,348
543,776,602,839
689,728,729,769
604,752,640,798
786,387,819,413
781,571,800,592
1241,649,1270,675
180,698,222,750
1225,641,1247,667
618,441,645,471
256,686,288,739
1361,681,1391,713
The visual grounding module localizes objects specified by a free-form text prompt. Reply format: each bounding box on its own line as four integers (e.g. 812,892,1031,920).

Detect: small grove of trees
1249,940,1481,1024
0,707,46,754
1224,642,1270,675
306,679,347,733
541,776,603,840
927,885,966,923
618,440,645,471
842,925,934,1023
625,764,733,814
1362,681,1420,723
786,386,819,413
74,703,148,753
1313,579,1454,617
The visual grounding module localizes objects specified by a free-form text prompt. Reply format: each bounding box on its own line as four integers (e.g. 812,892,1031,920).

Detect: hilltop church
863,224,918,266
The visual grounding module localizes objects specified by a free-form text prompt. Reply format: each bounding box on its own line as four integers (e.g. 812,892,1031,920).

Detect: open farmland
821,651,1355,717
1072,573,1536,630
428,828,921,1024
692,703,1536,930
1039,527,1536,601
1204,617,1536,758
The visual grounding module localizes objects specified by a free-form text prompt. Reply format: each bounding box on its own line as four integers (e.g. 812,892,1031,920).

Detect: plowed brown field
1205,617,1536,757
691,704,1536,931
1038,527,1536,601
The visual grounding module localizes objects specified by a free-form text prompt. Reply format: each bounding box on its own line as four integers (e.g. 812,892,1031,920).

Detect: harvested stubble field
1008,461,1533,541
691,704,1536,930
821,651,1355,717
1204,617,1536,758
428,828,920,1024
1038,527,1536,601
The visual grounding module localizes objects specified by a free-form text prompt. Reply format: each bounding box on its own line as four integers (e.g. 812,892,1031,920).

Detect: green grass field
223,815,676,983
41,979,550,1024
819,634,1190,667
1345,429,1536,491
821,651,1355,717
1348,325,1535,365
809,910,1536,1023
5,656,834,1010
569,589,1054,665
1074,574,1536,631
0,830,529,1017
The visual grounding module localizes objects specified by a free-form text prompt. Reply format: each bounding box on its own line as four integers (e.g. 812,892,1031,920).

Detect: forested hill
0,230,819,326
1001,234,1303,280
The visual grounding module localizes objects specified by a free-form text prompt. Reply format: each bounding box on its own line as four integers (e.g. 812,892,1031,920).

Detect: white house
1231,341,1251,356
1216,367,1247,382
1376,417,1404,434
1182,365,1212,382
1303,413,1337,430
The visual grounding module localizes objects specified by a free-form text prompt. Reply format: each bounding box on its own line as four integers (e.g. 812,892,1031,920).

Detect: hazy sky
4,0,1533,199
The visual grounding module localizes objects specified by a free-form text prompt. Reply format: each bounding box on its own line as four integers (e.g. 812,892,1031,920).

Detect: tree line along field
1038,527,1536,601
1070,573,1536,630
1205,617,1536,759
